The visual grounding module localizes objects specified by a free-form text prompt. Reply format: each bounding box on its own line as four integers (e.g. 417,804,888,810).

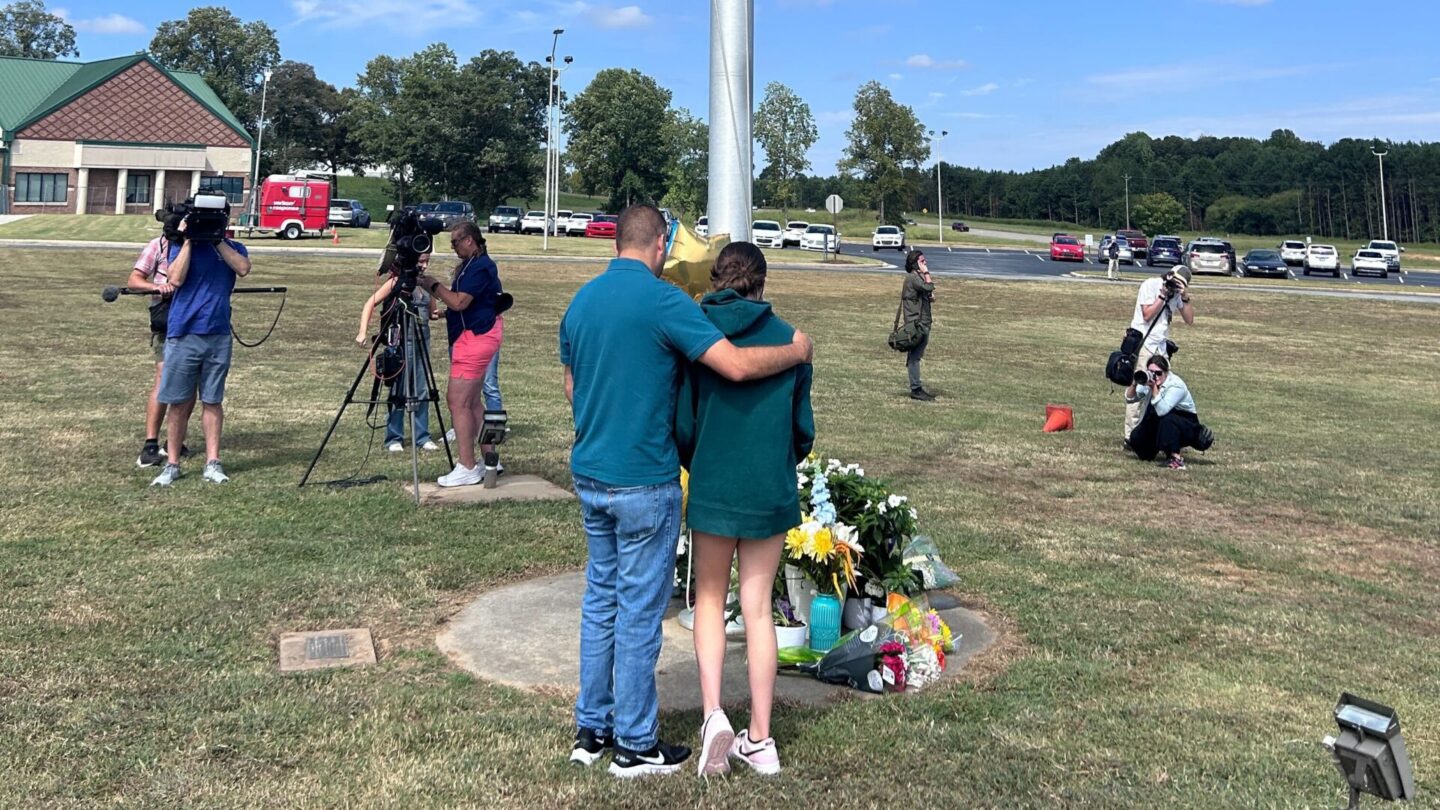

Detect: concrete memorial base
405,475,575,507
437,571,996,710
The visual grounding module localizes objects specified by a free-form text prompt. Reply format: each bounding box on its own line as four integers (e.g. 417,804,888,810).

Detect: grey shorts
159,333,233,405
150,331,166,364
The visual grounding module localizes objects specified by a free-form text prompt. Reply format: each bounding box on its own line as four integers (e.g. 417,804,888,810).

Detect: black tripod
300,290,452,504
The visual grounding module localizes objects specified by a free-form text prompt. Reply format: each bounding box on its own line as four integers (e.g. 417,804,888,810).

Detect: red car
1049,234,1084,261
584,214,617,239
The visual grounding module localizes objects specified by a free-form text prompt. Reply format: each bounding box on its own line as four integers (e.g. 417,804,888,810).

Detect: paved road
835,242,1440,290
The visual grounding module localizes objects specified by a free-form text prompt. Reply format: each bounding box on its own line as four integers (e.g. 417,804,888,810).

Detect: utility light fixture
1322,693,1415,809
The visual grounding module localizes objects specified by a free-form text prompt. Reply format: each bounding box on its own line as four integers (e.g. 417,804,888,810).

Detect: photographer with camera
417,221,506,487
1125,354,1214,470
900,250,937,401
150,197,251,487
1122,266,1194,444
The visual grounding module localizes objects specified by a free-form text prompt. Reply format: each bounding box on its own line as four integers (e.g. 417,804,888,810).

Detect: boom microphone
101,285,288,301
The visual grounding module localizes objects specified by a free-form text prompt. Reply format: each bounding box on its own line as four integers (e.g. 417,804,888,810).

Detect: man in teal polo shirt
559,205,812,777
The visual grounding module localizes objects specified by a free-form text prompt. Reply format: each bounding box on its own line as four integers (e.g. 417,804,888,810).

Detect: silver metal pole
936,129,946,245
708,0,754,243
1373,148,1389,240
250,69,271,223
543,30,562,251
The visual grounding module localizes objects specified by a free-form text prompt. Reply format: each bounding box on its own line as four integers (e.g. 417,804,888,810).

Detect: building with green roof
0,53,254,216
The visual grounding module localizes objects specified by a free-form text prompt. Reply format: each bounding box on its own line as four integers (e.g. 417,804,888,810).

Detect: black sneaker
569,728,612,767
137,442,164,468
1196,426,1215,452
910,389,936,402
608,740,691,778
157,443,194,460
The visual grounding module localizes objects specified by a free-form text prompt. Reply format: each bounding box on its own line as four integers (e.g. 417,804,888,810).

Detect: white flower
909,508,918,521
833,523,864,553
826,458,842,472
797,473,810,488
887,494,908,509
876,500,888,515
677,531,689,555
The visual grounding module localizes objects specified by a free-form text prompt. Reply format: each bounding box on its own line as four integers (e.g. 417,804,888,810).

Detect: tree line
5,1,1437,240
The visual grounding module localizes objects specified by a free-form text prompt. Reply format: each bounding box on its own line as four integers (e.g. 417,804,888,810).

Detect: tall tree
661,108,708,218
261,60,335,175
564,68,672,211
754,82,818,218
149,7,280,129
838,81,929,224
0,0,76,59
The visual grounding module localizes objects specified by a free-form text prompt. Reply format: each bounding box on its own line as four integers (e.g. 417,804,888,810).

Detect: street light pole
1123,173,1131,230
1372,147,1389,240
542,29,564,251
933,129,947,245
249,68,272,224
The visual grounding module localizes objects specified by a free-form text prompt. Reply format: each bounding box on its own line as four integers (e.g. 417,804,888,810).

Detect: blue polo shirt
445,253,503,346
166,240,248,338
559,258,724,486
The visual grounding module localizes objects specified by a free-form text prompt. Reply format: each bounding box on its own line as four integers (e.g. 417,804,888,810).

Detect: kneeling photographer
1126,354,1214,471
1122,266,1194,443
150,195,252,487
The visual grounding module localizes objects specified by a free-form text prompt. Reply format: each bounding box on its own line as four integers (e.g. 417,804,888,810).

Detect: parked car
783,220,810,247
799,224,838,252
328,198,371,229
584,214,618,239
487,205,524,233
1365,240,1403,271
520,210,549,235
695,216,709,238
1049,234,1084,261
1146,236,1183,267
1095,235,1133,265
553,210,573,235
1279,240,1308,266
871,225,906,251
951,221,970,232
1303,244,1340,277
565,212,594,236
1239,248,1288,278
1185,239,1233,275
421,200,474,229
1117,228,1149,259
753,219,785,248
1351,249,1390,278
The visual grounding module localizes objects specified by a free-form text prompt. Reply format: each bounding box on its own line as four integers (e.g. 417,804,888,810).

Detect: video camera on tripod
383,208,445,298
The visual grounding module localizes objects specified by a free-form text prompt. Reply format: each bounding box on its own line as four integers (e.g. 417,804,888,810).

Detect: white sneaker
420,440,439,451
386,441,404,452
437,463,483,487
202,461,230,484
697,709,734,776
150,463,182,487
445,428,456,442
729,729,780,776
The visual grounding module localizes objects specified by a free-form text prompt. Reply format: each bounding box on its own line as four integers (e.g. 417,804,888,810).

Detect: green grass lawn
2,250,1439,807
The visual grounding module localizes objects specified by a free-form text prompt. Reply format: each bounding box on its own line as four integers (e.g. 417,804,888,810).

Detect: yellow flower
785,527,807,558
808,527,834,561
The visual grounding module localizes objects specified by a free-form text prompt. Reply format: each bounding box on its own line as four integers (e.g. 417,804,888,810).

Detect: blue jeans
483,350,502,412
573,474,682,751
385,327,433,445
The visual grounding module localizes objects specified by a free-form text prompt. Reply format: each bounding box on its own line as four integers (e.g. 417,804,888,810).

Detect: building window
15,172,68,203
198,176,244,204
125,173,152,205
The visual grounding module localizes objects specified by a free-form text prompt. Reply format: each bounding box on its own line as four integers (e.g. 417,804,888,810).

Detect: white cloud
816,110,855,127
53,9,146,35
905,53,968,71
290,0,480,30
1085,61,1326,94
552,2,653,30
888,73,904,81
962,82,999,97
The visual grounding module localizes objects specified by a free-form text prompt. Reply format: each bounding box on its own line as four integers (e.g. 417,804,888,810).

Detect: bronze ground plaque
279,628,377,673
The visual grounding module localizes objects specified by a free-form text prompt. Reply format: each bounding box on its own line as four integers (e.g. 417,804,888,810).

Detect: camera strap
1132,293,1174,358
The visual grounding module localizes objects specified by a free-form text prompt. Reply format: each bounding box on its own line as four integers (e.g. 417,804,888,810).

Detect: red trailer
243,173,332,239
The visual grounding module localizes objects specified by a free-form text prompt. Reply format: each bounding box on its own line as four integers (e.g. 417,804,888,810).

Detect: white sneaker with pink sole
730,729,780,776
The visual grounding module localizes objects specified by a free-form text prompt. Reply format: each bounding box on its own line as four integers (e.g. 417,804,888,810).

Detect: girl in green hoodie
676,242,815,776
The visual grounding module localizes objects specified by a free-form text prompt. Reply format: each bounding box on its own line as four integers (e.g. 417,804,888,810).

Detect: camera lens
1133,369,1150,386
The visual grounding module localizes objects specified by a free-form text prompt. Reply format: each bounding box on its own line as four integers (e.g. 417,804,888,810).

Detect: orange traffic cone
1043,404,1073,433
331,226,340,245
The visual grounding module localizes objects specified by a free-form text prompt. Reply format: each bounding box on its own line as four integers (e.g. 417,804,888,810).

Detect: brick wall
7,166,77,214
17,61,250,148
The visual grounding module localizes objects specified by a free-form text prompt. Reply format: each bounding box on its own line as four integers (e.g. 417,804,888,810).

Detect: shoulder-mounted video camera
155,194,231,244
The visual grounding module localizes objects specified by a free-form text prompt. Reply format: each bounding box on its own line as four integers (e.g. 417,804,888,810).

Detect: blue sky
52,0,1440,173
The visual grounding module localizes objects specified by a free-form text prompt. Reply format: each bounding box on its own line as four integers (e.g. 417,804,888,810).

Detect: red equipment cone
1043,404,1073,433
331,226,340,245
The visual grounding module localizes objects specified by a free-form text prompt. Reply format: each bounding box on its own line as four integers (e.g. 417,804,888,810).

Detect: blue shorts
159,333,233,405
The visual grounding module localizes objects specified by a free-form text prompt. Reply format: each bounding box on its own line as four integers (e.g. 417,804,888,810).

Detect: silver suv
1185,240,1232,275
488,205,524,234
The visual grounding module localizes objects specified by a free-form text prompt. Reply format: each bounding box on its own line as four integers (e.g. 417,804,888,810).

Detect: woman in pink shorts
420,222,509,487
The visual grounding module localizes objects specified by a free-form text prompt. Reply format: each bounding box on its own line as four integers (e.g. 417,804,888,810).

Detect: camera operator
1125,354,1214,470
127,228,188,468
1122,266,1194,444
356,253,440,453
150,208,252,487
417,221,505,487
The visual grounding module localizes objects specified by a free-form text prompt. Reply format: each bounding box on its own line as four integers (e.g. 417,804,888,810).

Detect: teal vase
808,593,842,652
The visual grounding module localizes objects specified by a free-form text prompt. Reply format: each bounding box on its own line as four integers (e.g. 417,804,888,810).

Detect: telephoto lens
1133,369,1150,386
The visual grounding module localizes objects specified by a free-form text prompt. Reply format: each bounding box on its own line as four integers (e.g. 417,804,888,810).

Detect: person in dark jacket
676,241,815,777
901,250,936,400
